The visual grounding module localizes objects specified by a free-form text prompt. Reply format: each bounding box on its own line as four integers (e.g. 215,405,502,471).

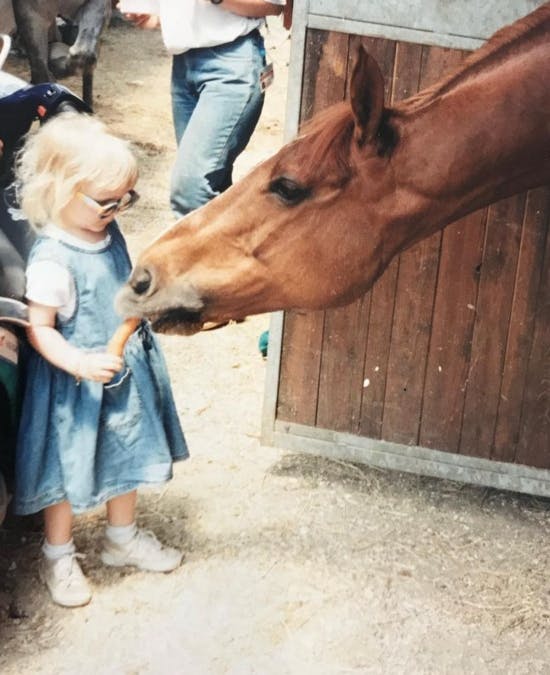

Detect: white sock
105,522,137,545
42,538,75,560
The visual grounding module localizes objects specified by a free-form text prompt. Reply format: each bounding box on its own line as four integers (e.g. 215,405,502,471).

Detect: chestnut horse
117,3,550,334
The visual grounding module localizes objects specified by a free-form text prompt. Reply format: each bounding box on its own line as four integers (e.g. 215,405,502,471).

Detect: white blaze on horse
116,3,550,334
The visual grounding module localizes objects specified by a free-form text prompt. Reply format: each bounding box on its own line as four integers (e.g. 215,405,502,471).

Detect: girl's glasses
78,189,140,219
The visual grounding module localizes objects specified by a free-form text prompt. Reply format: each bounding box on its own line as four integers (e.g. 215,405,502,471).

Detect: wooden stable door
276,30,550,469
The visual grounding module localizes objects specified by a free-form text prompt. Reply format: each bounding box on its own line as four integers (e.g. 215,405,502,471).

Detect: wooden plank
381,227,440,445
276,310,325,425
419,210,486,452
298,28,327,123
358,262,398,439
419,41,484,452
492,187,550,463
356,37,401,439
316,297,370,431
316,34,395,433
277,29,350,426
382,45,466,446
299,29,349,123
515,199,550,469
311,30,367,432
459,194,527,457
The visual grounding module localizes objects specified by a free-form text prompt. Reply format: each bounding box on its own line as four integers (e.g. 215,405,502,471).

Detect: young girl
13,113,189,608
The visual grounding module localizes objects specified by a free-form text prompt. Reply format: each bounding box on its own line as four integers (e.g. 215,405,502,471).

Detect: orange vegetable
107,318,140,357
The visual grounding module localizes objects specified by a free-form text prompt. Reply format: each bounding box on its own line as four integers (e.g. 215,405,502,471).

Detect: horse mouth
148,307,204,335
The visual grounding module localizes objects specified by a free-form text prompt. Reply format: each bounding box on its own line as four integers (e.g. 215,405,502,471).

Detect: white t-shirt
26,225,112,320
126,0,286,54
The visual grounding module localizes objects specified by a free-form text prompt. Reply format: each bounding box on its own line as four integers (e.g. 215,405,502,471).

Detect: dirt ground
1,17,550,675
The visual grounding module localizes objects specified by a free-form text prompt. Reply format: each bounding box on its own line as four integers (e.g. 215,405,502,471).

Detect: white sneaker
39,553,92,608
101,529,183,573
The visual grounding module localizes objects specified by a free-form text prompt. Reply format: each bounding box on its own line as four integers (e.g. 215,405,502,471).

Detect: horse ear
350,46,385,146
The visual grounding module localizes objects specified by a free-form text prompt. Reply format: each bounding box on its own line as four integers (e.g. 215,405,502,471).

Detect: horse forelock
287,103,356,185
401,3,550,113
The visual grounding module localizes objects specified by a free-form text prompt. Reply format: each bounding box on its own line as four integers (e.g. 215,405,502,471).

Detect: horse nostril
131,266,153,296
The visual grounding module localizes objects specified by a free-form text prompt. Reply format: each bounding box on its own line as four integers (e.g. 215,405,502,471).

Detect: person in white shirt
123,0,287,217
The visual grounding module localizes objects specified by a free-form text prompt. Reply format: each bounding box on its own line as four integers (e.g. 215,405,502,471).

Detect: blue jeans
170,30,266,216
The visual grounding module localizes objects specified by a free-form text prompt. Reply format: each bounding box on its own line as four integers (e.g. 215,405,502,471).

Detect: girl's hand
75,351,124,383
26,302,123,383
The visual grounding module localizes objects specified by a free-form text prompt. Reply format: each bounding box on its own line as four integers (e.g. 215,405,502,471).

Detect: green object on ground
258,330,269,358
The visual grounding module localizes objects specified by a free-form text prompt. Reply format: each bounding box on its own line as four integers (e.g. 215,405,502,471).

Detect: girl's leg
41,501,91,608
44,499,72,544
102,490,182,573
106,489,137,526
105,490,139,547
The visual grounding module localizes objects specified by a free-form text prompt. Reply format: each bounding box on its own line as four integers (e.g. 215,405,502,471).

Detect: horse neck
391,18,550,240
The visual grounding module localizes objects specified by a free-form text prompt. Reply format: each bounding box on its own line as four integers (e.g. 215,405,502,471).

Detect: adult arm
121,0,283,26
214,0,284,18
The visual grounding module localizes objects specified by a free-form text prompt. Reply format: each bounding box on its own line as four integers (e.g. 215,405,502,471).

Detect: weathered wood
515,204,550,468
459,194,527,456
356,36,401,439
277,29,350,427
419,210,486,452
492,187,550,462
299,28,349,123
415,44,481,451
317,34,382,431
312,30,362,432
383,46,465,446
317,298,369,432
276,309,324,425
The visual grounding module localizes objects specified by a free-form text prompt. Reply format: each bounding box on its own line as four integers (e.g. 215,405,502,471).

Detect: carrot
107,318,140,357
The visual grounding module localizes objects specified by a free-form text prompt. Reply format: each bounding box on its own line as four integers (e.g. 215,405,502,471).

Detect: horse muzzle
115,265,207,335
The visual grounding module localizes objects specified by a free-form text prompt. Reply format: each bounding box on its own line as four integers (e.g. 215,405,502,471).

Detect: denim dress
13,223,188,515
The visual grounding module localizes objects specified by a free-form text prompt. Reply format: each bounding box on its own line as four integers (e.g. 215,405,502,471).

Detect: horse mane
291,103,356,184
403,3,550,112
283,3,550,183
293,102,397,182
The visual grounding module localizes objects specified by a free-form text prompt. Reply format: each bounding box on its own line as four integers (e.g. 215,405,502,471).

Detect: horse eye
269,177,310,206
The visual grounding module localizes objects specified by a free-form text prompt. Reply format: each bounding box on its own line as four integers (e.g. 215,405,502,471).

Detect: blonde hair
15,112,139,227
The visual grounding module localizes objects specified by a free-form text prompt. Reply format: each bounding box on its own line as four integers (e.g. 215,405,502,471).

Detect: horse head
117,4,550,333
117,48,412,333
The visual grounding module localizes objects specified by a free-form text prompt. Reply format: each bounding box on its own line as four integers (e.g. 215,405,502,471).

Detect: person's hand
283,0,293,29
75,350,124,383
123,13,160,29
